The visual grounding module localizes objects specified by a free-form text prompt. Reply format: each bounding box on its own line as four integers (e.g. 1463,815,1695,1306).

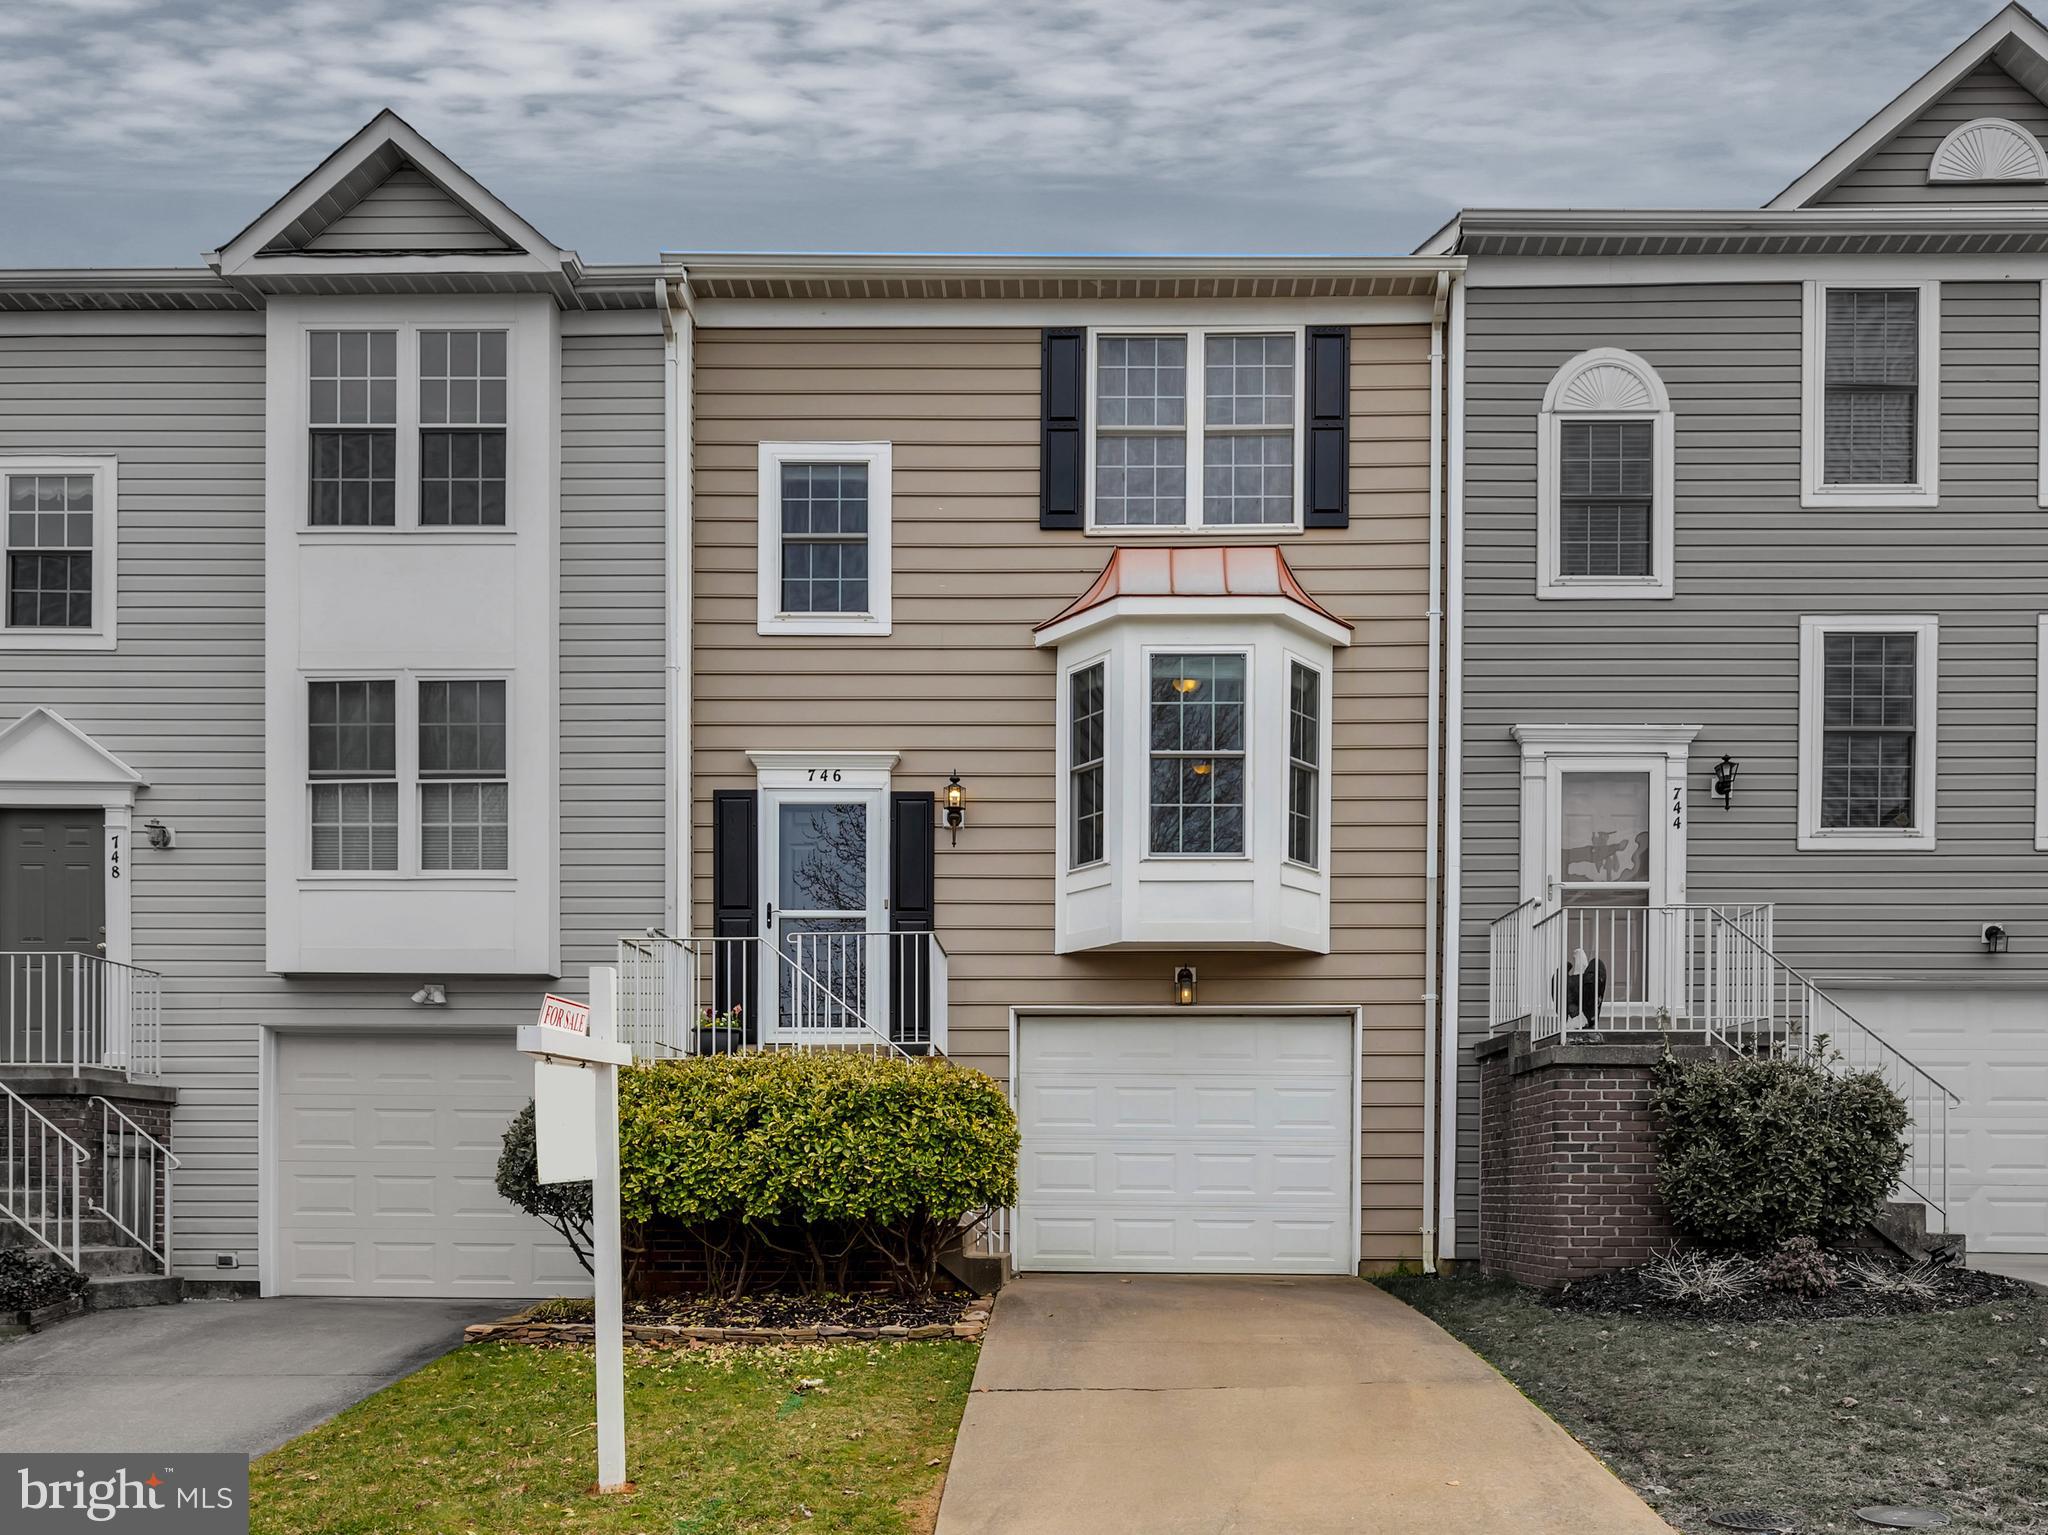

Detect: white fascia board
1768,5,2048,209
664,252,1464,282
214,109,568,275
1033,595,1353,650
1464,253,2048,286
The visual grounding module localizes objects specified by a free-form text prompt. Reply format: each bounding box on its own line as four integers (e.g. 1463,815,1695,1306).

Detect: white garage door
1015,1014,1354,1274
1838,988,2048,1255
274,1032,591,1297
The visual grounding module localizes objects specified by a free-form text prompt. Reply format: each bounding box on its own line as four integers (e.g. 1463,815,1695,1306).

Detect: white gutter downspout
1419,270,1449,1274
1437,275,1468,1267
660,275,694,933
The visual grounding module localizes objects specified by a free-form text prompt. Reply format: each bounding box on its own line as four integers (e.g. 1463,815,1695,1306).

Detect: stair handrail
88,1097,179,1275
0,1078,92,1271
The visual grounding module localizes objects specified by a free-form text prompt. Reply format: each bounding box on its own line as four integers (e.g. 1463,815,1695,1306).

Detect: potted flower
695,1004,744,1055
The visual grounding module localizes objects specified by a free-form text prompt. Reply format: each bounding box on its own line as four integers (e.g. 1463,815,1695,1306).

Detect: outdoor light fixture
944,771,966,845
1983,923,2010,954
410,983,448,1006
144,819,174,849
1173,966,1197,1007
1712,755,1740,810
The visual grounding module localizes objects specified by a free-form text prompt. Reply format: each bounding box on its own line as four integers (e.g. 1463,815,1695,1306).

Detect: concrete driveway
0,1297,502,1455
934,1274,1672,1535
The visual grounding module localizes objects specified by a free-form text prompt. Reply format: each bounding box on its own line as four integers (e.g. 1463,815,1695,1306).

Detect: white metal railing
615,932,949,1061
1487,899,1957,1231
0,1079,92,1270
91,1097,180,1275
1,952,162,1077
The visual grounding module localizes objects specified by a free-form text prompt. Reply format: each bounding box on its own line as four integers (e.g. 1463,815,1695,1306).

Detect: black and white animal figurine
1564,944,1608,1026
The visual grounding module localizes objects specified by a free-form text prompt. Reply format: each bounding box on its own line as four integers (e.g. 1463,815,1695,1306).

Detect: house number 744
1672,786,1683,830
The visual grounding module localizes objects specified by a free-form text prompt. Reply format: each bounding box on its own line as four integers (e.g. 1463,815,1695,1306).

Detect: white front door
761,789,887,1038
1540,757,1671,1023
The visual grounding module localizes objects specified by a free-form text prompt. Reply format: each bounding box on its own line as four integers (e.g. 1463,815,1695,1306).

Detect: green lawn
1381,1275,2048,1535
251,1340,978,1535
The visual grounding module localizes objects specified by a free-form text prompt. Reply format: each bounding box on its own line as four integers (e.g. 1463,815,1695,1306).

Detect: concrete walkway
0,1297,501,1455
934,1274,1672,1535
1973,1252,2048,1290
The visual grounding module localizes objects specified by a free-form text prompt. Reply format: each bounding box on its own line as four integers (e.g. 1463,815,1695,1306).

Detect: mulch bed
1545,1253,2034,1322
468,1290,989,1348
627,1291,974,1330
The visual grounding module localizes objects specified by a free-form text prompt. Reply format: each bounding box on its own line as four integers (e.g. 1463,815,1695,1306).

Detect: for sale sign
537,993,590,1035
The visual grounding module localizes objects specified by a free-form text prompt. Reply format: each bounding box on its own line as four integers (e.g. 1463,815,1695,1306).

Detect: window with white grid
6,473,94,629
308,330,398,527
308,679,398,871
418,678,509,871
1090,329,1301,530
419,330,508,527
1798,615,1938,850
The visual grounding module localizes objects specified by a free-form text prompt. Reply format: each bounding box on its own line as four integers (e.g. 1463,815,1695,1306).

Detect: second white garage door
273,1032,592,1298
1014,1014,1355,1274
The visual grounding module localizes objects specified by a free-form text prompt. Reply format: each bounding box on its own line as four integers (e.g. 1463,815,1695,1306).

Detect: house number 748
806,769,843,783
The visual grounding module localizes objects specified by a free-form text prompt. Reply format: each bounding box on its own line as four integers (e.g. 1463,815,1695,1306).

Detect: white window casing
0,456,118,651
1798,614,1939,852
265,294,559,974
1040,604,1343,953
1084,326,1306,535
1800,280,1940,509
1534,349,1674,600
756,441,893,637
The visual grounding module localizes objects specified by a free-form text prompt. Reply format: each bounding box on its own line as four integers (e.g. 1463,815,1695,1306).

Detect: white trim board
689,297,1438,328
2037,615,2048,852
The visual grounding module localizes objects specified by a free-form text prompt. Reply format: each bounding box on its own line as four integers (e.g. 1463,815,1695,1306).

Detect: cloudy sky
0,0,2002,266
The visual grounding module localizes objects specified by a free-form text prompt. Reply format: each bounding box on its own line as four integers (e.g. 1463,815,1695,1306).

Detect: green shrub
1651,1051,1909,1251
618,1051,1018,1297
0,1248,89,1313
495,1101,595,1275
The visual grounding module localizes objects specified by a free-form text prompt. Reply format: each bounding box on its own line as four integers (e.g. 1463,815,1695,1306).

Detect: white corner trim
0,456,119,650
1800,280,1941,509
2038,615,2048,852
2040,282,2048,510
1928,117,2048,183
1533,349,1675,601
1798,614,1939,852
755,441,893,637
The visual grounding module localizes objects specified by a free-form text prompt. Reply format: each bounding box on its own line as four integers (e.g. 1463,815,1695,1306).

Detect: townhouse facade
1439,3,2048,1262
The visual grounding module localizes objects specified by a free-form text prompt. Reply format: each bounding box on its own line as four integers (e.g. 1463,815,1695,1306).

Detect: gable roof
205,110,585,304
1772,3,2048,207
0,708,145,793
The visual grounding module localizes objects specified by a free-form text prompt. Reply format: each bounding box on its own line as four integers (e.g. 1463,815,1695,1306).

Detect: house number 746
806,769,843,783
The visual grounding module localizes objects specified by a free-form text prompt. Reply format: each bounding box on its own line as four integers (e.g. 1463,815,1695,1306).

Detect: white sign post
518,967,633,1494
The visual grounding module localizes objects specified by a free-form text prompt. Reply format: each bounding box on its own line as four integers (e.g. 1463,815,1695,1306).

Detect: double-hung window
1802,282,1939,507
308,326,512,530
1287,661,1321,868
307,676,510,874
1536,349,1674,599
1069,661,1106,868
1,459,117,649
1148,652,1247,856
1091,329,1302,531
1798,616,1938,849
756,442,893,635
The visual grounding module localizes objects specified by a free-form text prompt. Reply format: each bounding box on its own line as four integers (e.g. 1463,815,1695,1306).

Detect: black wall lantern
1173,966,1198,1007
1711,755,1740,810
943,771,966,846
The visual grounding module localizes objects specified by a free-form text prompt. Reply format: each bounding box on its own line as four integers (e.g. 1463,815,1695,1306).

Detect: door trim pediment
0,708,145,807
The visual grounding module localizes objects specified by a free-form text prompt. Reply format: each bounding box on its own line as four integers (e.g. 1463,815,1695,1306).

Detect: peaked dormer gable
1773,3,2048,208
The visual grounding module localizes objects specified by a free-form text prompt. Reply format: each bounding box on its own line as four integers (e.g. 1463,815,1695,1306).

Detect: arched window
1535,348,1675,600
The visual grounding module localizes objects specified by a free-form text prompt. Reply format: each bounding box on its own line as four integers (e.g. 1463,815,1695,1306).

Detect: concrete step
1858,1198,1966,1265
74,1244,159,1279
85,1274,182,1311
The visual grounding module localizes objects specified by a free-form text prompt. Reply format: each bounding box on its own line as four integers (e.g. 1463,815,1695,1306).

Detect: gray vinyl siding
1454,279,2046,1254
0,316,669,1280
1820,60,2048,203
302,168,512,251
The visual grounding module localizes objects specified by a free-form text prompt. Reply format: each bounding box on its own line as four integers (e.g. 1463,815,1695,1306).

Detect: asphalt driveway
0,1297,501,1455
934,1274,1673,1535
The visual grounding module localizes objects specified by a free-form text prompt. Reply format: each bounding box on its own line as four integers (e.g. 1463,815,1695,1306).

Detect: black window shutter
1041,328,1086,530
711,789,759,1041
1305,326,1350,529
888,791,937,1051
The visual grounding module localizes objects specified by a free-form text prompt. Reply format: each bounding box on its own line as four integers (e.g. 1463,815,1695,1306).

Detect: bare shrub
1641,1249,1761,1303
1841,1255,1943,1301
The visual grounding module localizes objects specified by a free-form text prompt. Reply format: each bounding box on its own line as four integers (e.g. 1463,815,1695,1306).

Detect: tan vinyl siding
1820,60,2048,204
0,318,669,1280
692,323,1434,1265
1454,279,2048,1255
303,168,512,252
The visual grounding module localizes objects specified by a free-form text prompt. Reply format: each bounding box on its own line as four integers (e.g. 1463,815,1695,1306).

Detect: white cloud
0,0,2001,260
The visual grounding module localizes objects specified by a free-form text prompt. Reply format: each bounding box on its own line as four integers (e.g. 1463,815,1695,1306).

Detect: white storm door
761,789,887,1038
1544,762,1668,1023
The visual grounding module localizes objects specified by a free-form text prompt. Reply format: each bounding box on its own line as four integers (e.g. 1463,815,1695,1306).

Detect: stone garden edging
467,1302,989,1348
